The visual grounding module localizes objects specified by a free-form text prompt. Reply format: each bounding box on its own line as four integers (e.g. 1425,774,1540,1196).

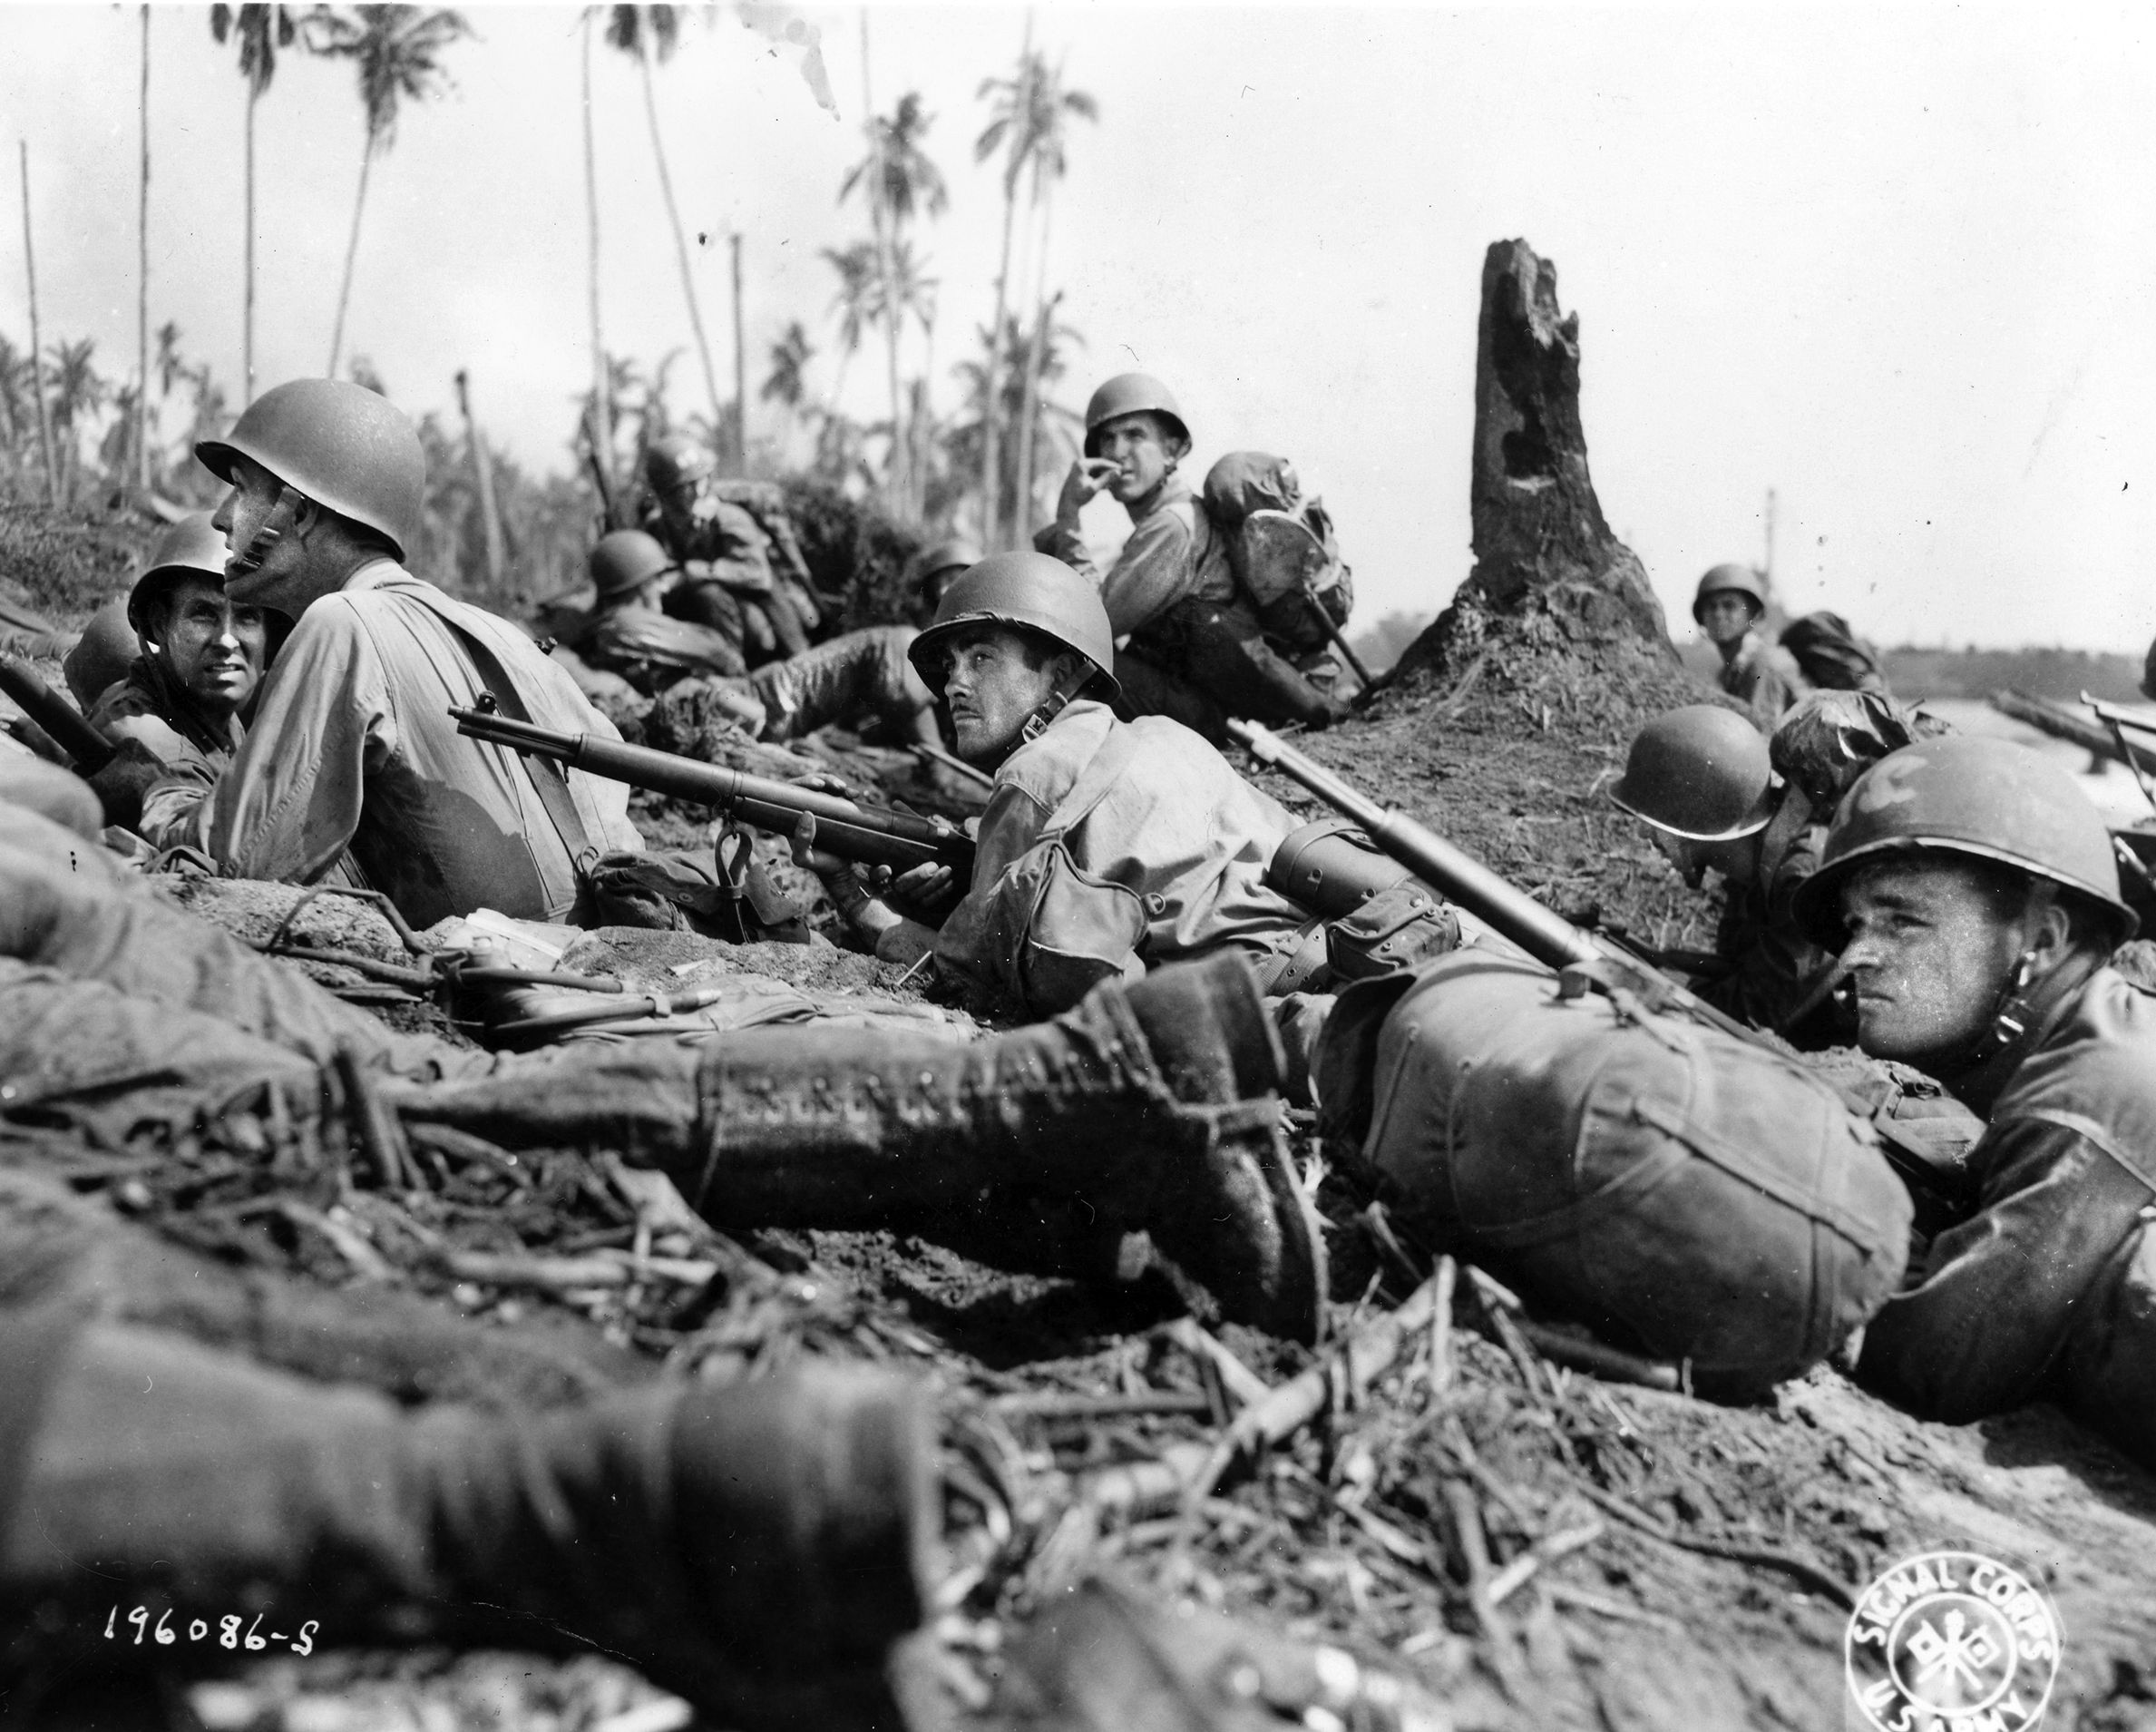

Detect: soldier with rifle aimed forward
474,553,1459,1041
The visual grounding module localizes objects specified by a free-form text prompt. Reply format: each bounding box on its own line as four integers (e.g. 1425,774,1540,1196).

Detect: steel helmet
126,514,231,642
903,536,983,592
62,599,144,709
1082,373,1188,459
589,529,677,601
1692,563,1768,623
1610,705,1780,840
1792,735,2137,946
645,435,717,498
196,379,426,561
907,551,1120,702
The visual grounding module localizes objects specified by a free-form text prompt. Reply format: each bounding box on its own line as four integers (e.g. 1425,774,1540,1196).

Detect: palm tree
209,4,313,404
45,339,109,506
762,319,813,460
580,10,612,498
842,75,948,519
136,5,151,493
1007,55,1095,542
603,6,727,435
823,240,880,416
973,23,1033,546
317,5,470,377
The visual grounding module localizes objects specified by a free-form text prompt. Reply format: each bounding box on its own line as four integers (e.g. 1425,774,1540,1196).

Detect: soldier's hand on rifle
887,862,962,924
1057,457,1123,521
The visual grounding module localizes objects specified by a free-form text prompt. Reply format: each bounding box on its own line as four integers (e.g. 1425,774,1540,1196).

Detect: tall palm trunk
637,37,726,435
581,15,612,497
325,143,374,377
243,81,259,405
136,5,151,493
858,12,906,518
980,187,1017,548
1011,188,1054,540
18,142,57,506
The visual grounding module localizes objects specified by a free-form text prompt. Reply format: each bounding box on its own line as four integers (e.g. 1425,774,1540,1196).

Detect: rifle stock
1227,718,1962,1206
451,703,974,877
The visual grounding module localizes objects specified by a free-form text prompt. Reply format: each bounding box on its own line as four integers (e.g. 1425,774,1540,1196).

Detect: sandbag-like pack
1356,952,1912,1395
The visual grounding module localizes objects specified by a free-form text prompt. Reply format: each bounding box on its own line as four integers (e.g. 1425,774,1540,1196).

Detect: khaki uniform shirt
933,700,1309,1000
1858,968,2156,1463
86,656,245,777
560,602,748,692
141,563,642,928
1034,479,1236,640
1719,631,1810,725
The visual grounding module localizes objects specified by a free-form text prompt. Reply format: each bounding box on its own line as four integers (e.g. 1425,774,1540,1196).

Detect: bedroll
1355,952,1912,1395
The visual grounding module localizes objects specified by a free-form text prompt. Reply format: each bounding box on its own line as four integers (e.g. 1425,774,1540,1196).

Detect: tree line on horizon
3,4,1103,610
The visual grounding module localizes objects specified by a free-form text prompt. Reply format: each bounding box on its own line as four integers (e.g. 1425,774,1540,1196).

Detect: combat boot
399,953,1330,1345
1,1321,935,1728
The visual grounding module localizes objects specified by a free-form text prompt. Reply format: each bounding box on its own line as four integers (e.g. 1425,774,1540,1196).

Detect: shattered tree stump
1400,238,1674,681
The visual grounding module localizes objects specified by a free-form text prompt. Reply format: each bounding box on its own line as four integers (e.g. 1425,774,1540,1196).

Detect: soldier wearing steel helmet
140,379,642,926
824,551,1455,1026
1034,373,1348,738
1788,736,2156,1463
639,435,822,669
1693,563,1809,725
79,514,273,776
564,529,943,750
1612,693,1950,1044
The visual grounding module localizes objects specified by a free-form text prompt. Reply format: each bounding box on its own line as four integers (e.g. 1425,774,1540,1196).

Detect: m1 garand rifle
451,699,975,877
1227,718,1965,1210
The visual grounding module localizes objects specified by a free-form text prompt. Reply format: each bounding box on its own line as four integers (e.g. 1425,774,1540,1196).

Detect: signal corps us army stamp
1845,1551,2062,1732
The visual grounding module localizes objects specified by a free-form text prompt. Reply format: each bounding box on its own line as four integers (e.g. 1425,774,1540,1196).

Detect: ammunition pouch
1260,822,1458,991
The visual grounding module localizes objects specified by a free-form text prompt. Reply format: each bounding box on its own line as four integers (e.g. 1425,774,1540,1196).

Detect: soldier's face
939,625,1063,763
1698,593,1758,647
213,455,308,610
1093,414,1178,503
152,576,268,716
1837,859,2024,1064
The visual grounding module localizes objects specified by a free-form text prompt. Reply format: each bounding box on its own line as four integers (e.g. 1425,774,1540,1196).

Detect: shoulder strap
1040,719,1146,844
400,584,598,868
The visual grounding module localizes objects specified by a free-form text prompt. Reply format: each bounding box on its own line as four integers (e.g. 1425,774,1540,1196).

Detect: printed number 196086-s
103,1606,318,1657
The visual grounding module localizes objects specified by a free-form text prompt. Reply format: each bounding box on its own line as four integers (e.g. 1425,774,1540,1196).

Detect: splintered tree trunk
455,369,507,594
136,5,151,494
1407,239,1673,676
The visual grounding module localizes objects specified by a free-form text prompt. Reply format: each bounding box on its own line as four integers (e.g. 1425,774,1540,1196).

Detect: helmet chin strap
1019,664,1095,745
225,484,307,582
1973,881,2061,1063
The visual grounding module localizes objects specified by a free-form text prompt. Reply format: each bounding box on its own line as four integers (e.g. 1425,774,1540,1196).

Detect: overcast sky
5,4,2151,652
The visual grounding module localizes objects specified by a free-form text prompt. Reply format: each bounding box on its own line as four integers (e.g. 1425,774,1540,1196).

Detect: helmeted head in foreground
127,513,269,720
1612,704,1780,889
907,552,1118,766
196,379,426,612
1793,736,2133,1072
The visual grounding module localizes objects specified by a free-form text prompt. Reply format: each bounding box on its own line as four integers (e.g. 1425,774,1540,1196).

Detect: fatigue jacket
933,700,1310,1003
141,563,641,928
1696,796,1839,1043
559,602,747,692
86,655,245,776
1858,968,2156,1462
1034,478,1236,641
1719,631,1810,725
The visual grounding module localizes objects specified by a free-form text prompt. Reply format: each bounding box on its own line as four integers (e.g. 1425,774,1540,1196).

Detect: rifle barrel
0,655,114,774
1229,718,1595,968
451,705,971,875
